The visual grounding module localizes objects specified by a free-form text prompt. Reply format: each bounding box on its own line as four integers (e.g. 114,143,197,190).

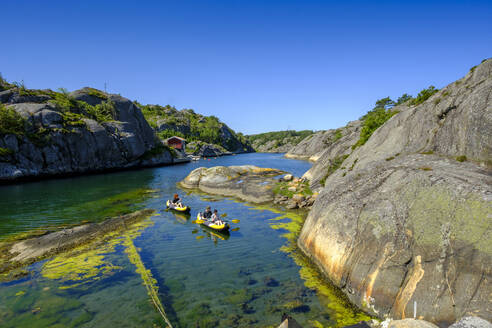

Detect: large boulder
298,59,492,326
179,165,285,203
195,144,223,157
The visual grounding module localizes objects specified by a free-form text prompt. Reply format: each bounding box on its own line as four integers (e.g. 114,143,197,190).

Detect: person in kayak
211,209,224,225
202,206,212,219
171,194,183,207
211,209,219,222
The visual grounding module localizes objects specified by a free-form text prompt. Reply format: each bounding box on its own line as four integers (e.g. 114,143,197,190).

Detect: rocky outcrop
273,174,318,209
300,120,361,189
186,142,228,157
0,88,174,181
285,121,360,166
298,59,492,326
195,144,224,157
284,130,330,161
179,165,285,203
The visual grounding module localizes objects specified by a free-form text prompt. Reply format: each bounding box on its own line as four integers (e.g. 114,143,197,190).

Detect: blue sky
1,1,491,134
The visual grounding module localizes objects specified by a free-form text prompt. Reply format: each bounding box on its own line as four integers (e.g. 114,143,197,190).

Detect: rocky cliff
300,120,361,189
0,87,174,181
285,120,361,163
298,59,492,325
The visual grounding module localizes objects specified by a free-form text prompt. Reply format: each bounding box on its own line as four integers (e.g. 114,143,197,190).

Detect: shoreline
0,157,192,186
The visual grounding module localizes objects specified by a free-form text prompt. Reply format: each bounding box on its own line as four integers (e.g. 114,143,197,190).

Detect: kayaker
203,206,212,219
211,209,225,225
211,209,219,222
172,194,182,207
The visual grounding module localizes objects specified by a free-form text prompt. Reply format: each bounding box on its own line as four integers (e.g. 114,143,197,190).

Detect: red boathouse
166,136,186,151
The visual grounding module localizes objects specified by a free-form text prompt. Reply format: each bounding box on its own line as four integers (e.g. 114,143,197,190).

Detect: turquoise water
0,154,366,327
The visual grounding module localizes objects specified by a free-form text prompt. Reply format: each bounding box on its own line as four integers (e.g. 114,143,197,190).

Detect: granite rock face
194,144,225,157
298,59,492,325
179,165,284,203
0,88,173,181
300,120,361,189
285,121,360,163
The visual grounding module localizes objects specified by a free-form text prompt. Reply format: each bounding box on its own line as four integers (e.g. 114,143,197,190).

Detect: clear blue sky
1,1,491,134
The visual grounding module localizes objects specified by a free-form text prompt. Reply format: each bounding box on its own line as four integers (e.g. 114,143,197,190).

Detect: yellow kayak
196,213,230,232
166,200,191,213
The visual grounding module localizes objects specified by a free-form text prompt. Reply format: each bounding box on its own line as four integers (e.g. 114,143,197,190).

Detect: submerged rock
179,165,285,203
0,209,155,274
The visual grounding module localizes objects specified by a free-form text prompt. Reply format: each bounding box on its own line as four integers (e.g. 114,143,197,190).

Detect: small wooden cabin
166,136,186,151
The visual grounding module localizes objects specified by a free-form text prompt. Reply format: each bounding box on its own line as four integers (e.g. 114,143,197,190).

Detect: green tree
410,86,439,106
396,93,413,105
353,98,399,149
0,104,26,135
374,97,395,110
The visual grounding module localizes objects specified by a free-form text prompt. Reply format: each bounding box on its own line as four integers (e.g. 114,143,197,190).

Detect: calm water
0,153,368,327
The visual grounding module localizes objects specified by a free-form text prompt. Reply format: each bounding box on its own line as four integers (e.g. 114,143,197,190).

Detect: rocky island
179,165,285,203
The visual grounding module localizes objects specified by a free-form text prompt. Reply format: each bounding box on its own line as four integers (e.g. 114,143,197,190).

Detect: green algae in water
0,215,163,327
0,185,158,242
123,227,173,327
265,207,372,327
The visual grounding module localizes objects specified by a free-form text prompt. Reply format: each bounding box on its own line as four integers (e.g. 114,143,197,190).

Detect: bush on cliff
320,154,349,186
395,93,413,105
0,73,16,92
409,86,439,106
50,90,116,123
0,103,25,136
353,98,399,149
84,99,116,122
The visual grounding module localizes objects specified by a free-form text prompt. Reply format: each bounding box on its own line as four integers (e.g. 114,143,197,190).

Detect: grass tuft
320,154,349,186
456,155,467,162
